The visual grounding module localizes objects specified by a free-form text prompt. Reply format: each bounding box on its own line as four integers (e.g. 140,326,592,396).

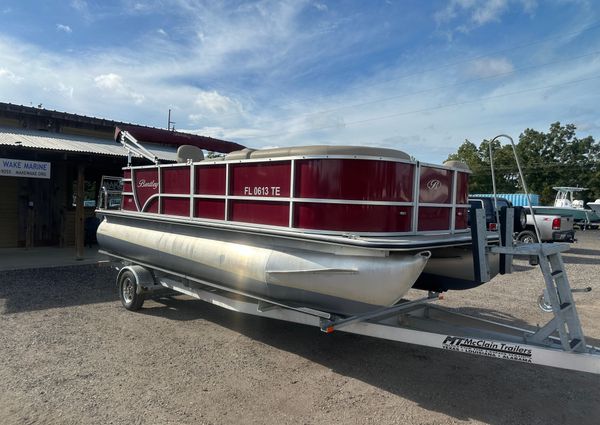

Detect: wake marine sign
0,158,51,179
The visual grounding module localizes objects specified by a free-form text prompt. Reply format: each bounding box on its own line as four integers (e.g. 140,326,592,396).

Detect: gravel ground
1,231,599,425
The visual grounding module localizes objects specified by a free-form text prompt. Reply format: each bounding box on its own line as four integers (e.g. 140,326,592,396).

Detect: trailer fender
117,265,156,294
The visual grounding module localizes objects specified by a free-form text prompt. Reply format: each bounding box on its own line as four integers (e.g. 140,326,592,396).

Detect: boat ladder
492,238,587,353
487,134,588,353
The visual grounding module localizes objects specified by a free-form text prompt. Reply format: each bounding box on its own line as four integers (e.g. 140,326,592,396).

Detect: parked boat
97,128,500,315
532,187,600,227
588,199,600,215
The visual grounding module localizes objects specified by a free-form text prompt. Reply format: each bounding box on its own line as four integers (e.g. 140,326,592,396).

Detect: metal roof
0,127,177,161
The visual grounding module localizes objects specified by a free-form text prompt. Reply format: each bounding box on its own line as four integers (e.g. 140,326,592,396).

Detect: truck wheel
517,230,538,244
118,270,144,311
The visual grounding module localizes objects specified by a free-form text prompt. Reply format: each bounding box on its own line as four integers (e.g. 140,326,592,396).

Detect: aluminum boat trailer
102,208,600,374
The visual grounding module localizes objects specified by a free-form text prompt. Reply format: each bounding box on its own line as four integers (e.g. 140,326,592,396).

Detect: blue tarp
470,193,541,206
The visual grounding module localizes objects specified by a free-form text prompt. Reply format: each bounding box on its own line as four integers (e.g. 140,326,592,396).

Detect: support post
499,207,514,274
25,201,34,249
470,206,490,283
75,164,85,260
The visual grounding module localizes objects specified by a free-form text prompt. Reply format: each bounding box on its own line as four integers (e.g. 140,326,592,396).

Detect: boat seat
176,145,204,163
248,145,411,160
224,148,255,160
442,160,470,170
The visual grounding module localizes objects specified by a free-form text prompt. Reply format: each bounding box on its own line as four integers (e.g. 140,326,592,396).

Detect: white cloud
94,73,145,104
0,68,23,83
56,24,72,33
157,28,168,36
70,0,87,11
94,73,123,90
0,3,598,163
314,3,328,11
467,57,514,78
194,90,239,113
435,0,538,31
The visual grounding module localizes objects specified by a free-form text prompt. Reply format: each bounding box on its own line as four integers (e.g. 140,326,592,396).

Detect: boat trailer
101,207,600,375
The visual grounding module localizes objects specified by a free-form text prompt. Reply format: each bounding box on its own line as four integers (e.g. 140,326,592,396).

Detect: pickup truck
467,196,575,243
515,211,575,243
468,196,527,232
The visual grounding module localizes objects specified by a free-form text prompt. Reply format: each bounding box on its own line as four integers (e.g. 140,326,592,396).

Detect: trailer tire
517,230,538,244
118,270,144,311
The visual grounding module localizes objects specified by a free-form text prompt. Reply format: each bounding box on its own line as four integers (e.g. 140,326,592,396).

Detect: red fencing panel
418,207,451,231
294,203,412,232
163,198,189,216
229,200,289,227
230,162,291,197
162,166,190,194
196,165,226,195
455,208,468,230
194,199,226,220
419,167,452,204
295,159,414,201
133,168,159,212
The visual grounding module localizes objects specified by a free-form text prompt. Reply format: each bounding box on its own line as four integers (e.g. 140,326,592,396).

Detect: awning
0,127,177,161
114,125,245,153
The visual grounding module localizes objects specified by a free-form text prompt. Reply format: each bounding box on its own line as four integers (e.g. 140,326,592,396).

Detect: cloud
56,24,72,33
314,3,328,11
195,90,239,113
467,57,514,78
0,68,23,83
157,28,168,37
94,73,145,104
435,0,538,31
0,2,599,163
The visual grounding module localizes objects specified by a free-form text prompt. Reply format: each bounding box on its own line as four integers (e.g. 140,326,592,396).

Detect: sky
0,0,599,163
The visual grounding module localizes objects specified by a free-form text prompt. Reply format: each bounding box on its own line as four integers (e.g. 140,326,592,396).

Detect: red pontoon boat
97,128,498,315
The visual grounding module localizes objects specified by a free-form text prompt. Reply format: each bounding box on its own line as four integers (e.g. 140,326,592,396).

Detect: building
0,102,241,253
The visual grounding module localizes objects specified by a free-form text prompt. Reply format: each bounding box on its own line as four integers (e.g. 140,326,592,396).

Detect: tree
447,123,600,203
517,122,600,203
447,139,519,194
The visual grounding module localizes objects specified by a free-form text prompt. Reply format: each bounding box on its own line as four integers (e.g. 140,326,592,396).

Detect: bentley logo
426,179,441,190
138,179,158,189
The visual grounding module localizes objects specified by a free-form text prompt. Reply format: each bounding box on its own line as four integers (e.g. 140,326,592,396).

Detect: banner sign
0,158,51,179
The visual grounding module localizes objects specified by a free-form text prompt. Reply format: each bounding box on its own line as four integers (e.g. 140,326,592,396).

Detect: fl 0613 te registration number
243,186,282,196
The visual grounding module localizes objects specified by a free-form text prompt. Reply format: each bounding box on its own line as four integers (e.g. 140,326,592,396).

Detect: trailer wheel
517,230,538,244
118,270,144,311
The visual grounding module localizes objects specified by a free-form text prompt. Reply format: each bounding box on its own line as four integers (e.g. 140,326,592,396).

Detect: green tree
447,123,600,203
517,122,600,203
447,139,519,194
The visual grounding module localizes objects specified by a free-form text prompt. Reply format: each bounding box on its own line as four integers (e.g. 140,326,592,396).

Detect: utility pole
168,109,175,131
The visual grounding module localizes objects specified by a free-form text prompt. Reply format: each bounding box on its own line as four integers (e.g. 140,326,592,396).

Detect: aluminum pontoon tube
97,219,431,314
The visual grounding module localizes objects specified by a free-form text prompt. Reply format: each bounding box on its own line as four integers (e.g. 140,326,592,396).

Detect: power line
239,74,600,140
206,20,600,123
292,50,600,120
275,20,600,108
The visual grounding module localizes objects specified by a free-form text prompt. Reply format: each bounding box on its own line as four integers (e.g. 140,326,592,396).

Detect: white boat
588,199,600,215
531,187,600,226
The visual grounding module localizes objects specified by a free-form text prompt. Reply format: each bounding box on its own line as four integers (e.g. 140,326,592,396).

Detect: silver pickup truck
468,196,575,243
515,211,575,243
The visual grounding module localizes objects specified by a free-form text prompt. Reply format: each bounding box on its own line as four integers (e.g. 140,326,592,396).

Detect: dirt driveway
1,232,599,425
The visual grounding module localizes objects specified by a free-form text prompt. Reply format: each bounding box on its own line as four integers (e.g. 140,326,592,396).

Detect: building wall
0,103,126,249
